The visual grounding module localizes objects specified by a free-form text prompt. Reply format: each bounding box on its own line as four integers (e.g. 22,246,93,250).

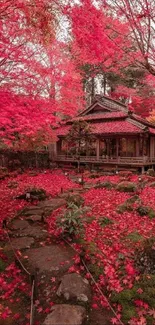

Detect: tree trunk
91,77,95,103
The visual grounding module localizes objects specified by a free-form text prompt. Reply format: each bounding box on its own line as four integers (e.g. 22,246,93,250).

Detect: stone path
6,191,92,325
6,184,113,325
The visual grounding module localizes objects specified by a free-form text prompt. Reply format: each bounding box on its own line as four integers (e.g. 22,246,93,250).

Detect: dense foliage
1,0,155,147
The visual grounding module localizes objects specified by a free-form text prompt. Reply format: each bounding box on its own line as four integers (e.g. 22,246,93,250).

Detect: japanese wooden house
53,95,155,172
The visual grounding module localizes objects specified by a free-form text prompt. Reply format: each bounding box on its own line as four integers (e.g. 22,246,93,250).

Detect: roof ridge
95,94,127,108
78,95,128,117
132,113,155,128
127,117,147,130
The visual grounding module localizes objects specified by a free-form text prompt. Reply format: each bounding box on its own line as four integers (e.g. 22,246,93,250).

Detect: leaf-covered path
1,169,155,325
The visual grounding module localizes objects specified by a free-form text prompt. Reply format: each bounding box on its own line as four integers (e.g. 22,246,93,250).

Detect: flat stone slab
10,220,30,230
24,245,75,274
43,304,86,325
5,237,34,250
20,206,44,216
38,198,66,211
20,198,66,217
57,273,91,303
26,215,42,222
18,225,47,239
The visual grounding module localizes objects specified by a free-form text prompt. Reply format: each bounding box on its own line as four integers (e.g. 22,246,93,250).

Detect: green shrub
99,216,114,227
126,231,144,242
0,259,6,273
125,195,141,204
95,181,113,189
147,169,155,177
136,206,155,218
137,205,149,216
56,203,86,238
116,202,133,214
135,238,155,274
87,263,103,280
117,195,141,214
116,181,137,192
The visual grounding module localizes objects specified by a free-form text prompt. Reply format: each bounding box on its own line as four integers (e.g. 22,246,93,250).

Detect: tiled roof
56,120,143,136
90,121,143,135
70,112,128,122
56,125,70,136
132,114,155,128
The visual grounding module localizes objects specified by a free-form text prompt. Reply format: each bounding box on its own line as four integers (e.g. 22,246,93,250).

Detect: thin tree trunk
91,77,95,103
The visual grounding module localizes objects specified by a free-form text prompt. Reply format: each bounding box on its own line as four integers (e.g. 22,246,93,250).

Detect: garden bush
137,205,155,219
116,181,137,192
94,181,113,189
147,168,155,177
135,238,155,274
56,203,85,238
98,216,114,227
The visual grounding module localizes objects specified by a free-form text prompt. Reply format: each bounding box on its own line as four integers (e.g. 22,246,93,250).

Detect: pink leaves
125,263,136,276
1,307,12,319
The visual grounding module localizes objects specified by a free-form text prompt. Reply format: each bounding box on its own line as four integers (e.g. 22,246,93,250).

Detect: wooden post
48,142,57,160
48,143,57,161
107,139,110,158
96,138,100,161
150,136,154,160
136,138,139,157
116,138,119,159
153,137,155,158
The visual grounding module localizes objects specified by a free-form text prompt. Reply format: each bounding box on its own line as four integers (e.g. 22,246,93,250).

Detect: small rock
57,273,91,303
43,304,86,325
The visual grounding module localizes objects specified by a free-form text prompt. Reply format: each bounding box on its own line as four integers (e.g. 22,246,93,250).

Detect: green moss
126,231,144,242
87,241,98,254
0,259,6,273
116,182,137,192
122,306,137,322
136,206,155,218
87,263,103,280
95,181,113,189
116,202,133,214
146,315,154,325
99,216,114,227
148,208,155,219
125,195,141,204
111,275,155,323
137,205,150,216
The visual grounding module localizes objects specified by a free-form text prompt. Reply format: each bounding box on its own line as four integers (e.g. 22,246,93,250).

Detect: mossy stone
116,182,137,193
95,181,113,189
